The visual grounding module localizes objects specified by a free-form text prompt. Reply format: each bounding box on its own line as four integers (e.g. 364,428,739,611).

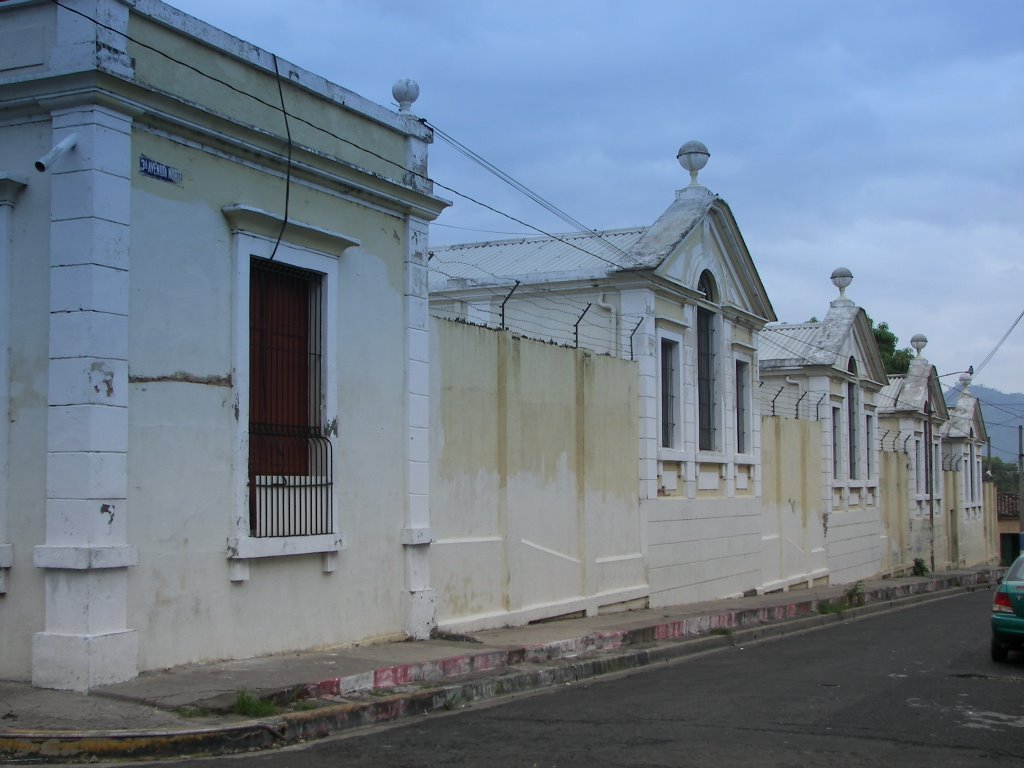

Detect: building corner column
401,213,435,639
31,104,137,692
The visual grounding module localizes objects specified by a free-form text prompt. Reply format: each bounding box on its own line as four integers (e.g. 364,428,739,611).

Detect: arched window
696,271,718,451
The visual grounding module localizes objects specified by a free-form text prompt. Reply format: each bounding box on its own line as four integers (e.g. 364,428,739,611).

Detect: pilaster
401,212,435,638
622,289,657,500
32,104,137,691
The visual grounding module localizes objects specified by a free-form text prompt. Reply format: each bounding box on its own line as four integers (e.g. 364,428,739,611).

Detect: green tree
867,316,914,374
983,456,1020,494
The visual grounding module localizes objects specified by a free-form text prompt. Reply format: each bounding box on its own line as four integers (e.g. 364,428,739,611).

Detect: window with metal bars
248,257,333,538
697,306,716,451
735,360,749,454
660,336,679,448
696,271,718,452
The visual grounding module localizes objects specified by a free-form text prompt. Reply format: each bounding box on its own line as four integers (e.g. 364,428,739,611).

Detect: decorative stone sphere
676,140,710,181
830,267,853,296
392,79,420,113
910,333,928,356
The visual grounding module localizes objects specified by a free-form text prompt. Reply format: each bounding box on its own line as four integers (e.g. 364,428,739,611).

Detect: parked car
991,555,1024,661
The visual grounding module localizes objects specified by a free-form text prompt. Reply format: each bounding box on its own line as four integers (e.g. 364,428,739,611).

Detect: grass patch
818,600,845,615
174,705,214,718
233,691,277,718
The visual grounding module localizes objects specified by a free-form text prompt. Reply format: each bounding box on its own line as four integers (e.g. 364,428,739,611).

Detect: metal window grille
249,257,333,537
735,360,748,454
660,338,677,448
832,407,842,479
697,307,715,451
847,381,858,480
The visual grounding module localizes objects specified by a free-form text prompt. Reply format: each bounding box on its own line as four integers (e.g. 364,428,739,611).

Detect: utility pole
926,401,934,574
1018,425,1023,557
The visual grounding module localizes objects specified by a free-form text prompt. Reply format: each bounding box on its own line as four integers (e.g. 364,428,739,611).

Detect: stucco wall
759,416,827,590
879,450,910,572
430,320,647,630
0,120,52,680
0,0,445,683
644,495,761,606
124,129,413,670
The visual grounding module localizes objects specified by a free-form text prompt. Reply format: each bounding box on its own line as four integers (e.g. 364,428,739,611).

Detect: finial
910,333,928,357
959,372,972,390
677,140,710,186
830,267,853,298
392,78,420,114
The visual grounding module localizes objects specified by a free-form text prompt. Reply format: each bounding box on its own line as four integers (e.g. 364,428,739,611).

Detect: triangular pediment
879,358,949,421
944,389,988,443
632,189,775,323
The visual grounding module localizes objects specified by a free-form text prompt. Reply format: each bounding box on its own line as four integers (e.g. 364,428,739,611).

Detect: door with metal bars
248,257,333,537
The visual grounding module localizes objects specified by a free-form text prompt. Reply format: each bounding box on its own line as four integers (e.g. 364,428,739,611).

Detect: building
941,375,997,566
431,144,778,606
876,340,950,573
0,0,447,690
758,269,888,588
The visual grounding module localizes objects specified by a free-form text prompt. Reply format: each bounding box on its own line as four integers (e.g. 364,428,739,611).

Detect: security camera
35,134,78,173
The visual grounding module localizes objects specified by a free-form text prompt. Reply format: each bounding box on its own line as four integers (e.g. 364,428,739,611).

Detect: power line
972,306,1024,379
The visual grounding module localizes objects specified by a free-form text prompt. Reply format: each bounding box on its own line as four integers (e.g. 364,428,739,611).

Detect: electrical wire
972,306,1024,380
268,53,292,261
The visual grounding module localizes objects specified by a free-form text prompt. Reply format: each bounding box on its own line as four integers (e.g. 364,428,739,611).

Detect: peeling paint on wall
128,372,232,387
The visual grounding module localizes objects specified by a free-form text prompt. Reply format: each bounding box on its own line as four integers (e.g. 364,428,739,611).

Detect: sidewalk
0,568,998,763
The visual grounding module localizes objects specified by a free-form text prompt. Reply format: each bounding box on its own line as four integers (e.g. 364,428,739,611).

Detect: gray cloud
171,0,1024,392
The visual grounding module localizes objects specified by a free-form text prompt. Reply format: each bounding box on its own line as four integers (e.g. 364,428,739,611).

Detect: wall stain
129,372,232,387
100,503,115,525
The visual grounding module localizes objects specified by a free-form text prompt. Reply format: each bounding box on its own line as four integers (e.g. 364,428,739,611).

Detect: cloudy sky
171,0,1024,396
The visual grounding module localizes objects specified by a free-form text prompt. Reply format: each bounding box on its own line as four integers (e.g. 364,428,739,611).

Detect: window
735,360,749,454
865,414,874,479
696,271,718,452
847,358,858,481
915,439,923,493
659,336,681,448
832,406,842,479
248,257,333,538
969,430,977,503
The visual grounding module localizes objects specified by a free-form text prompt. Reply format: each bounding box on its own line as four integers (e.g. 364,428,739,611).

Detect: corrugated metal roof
877,376,906,409
759,323,824,364
429,227,648,290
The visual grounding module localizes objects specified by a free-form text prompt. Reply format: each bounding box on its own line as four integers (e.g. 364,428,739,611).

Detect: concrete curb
0,573,994,763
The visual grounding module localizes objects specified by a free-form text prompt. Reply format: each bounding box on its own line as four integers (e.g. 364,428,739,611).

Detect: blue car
992,555,1024,662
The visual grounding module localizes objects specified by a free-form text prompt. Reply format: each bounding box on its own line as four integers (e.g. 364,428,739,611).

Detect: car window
1007,558,1024,582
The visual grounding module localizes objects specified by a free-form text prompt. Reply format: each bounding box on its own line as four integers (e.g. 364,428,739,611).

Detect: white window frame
657,328,684,454
229,231,342,564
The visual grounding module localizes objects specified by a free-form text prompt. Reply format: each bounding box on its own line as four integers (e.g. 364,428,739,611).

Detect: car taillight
993,591,1015,614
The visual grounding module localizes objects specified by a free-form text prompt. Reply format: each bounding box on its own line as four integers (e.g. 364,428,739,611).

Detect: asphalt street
123,588,1024,768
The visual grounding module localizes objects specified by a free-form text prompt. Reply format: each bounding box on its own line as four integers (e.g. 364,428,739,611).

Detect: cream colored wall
644,495,761,606
125,128,413,670
760,416,827,590
879,450,910,572
126,14,409,187
430,320,646,630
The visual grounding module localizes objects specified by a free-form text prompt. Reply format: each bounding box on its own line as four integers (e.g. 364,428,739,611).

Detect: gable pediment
638,192,775,323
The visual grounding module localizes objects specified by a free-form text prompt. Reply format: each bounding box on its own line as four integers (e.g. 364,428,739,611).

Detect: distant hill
945,383,1024,464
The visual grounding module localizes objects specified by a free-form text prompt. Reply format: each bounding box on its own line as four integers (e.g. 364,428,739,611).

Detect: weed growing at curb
233,691,277,718
174,705,214,718
818,600,844,615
